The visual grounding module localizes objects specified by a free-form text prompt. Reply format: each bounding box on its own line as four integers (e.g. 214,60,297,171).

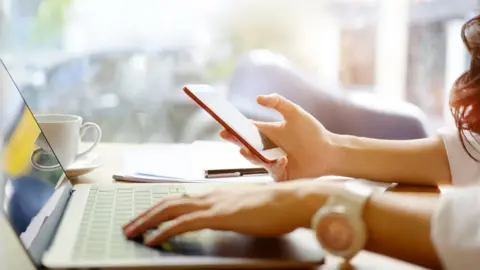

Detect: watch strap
342,180,374,207
311,181,374,259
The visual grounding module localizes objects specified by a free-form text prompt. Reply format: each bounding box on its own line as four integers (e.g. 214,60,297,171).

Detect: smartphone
183,84,286,163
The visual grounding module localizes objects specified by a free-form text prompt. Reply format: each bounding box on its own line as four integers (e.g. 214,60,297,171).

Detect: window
0,0,476,142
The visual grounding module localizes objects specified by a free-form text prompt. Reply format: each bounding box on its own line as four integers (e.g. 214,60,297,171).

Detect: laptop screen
0,61,64,254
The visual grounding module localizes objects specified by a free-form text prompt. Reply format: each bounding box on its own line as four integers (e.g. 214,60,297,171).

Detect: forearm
328,134,451,185
364,192,441,269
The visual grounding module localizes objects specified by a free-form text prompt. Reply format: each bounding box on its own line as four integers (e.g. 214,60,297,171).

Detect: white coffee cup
30,114,102,171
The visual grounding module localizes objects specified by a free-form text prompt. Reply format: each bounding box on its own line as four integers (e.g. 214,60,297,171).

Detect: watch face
317,215,354,251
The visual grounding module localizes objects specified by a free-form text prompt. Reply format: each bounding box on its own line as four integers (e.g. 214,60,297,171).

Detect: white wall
314,16,341,87
374,0,409,100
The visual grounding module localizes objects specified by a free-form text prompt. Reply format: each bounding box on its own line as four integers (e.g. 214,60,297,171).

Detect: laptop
0,60,325,269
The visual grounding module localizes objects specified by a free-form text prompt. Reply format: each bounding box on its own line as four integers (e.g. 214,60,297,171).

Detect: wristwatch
311,181,373,260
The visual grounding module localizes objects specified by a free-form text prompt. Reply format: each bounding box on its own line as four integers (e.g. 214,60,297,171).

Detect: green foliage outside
32,0,72,43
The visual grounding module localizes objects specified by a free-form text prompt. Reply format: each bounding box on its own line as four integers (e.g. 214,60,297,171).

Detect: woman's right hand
220,94,336,182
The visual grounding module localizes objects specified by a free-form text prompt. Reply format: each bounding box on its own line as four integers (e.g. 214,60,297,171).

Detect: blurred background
0,0,478,143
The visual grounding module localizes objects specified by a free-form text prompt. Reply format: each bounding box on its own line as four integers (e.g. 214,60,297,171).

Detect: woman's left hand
123,180,336,247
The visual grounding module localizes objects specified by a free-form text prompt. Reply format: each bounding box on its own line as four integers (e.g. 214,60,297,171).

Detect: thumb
257,94,299,119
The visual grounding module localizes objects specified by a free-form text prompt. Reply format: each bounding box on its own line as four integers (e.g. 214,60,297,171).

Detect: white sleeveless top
432,128,480,269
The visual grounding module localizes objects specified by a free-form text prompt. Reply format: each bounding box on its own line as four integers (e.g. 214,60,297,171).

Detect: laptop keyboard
72,185,186,261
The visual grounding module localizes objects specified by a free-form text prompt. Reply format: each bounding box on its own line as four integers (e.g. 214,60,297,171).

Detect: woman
123,15,480,269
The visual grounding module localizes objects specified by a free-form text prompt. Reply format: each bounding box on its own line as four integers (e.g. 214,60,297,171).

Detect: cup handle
30,148,61,171
77,122,102,158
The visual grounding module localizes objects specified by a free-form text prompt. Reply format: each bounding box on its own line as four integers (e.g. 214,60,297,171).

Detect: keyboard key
98,186,115,191
134,191,150,196
114,210,133,216
72,185,187,261
134,198,152,204
116,188,133,192
115,196,133,201
96,202,114,206
89,226,110,233
114,211,133,216
115,201,133,206
152,186,169,192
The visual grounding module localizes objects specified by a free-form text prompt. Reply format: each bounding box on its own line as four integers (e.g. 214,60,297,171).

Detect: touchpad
148,230,205,255
141,228,324,262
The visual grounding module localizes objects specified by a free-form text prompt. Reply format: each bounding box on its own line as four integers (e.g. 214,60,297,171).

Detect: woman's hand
220,94,334,181
122,180,335,247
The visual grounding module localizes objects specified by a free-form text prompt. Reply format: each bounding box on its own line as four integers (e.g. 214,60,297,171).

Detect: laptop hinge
28,181,73,267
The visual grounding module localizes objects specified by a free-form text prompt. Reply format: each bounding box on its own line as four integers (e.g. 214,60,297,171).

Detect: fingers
239,147,288,182
219,129,245,148
219,125,288,181
257,94,299,119
220,130,268,166
143,211,215,246
219,129,236,143
123,198,208,239
122,195,181,230
268,156,288,182
219,129,265,165
239,147,264,166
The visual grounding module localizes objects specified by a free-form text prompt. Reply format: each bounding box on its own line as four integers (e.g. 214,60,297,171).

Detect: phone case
183,86,276,164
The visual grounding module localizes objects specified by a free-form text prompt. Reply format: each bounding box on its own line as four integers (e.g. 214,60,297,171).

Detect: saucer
65,153,103,178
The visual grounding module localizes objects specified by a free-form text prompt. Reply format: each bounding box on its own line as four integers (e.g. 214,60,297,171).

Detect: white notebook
113,141,272,184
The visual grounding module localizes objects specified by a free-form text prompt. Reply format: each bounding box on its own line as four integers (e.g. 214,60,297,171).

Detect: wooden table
0,143,432,270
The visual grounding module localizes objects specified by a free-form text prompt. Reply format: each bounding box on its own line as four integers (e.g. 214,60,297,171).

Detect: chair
181,50,430,142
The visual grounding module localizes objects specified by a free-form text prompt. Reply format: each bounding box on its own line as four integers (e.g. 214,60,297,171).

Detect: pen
204,168,268,178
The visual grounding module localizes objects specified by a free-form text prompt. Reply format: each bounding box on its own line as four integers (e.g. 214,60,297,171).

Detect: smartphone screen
184,85,279,153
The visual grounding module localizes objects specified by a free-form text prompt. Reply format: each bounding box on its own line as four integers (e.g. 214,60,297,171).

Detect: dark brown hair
450,15,480,160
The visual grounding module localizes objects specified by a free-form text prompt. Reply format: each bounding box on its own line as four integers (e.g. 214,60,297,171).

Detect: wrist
290,181,343,228
324,132,352,176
